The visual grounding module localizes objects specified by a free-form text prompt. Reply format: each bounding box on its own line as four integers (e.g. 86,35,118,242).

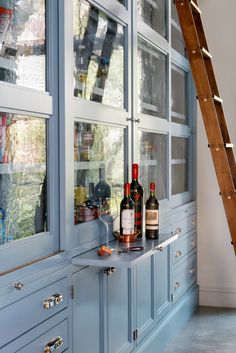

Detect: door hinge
71,285,75,299
133,329,138,341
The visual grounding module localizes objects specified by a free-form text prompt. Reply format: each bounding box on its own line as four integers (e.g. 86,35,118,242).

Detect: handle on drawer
44,294,63,309
174,282,180,289
174,228,182,235
175,250,182,258
189,268,196,275
44,336,63,353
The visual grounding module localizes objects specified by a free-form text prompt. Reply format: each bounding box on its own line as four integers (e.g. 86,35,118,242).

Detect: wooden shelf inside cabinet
72,232,178,269
139,160,160,167
0,163,46,174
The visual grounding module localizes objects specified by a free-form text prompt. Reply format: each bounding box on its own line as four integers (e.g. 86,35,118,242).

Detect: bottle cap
132,164,139,179
124,182,131,195
150,182,155,192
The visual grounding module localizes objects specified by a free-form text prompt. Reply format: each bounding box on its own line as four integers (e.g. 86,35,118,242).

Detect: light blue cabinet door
107,268,133,353
72,267,104,353
154,245,172,322
136,256,156,344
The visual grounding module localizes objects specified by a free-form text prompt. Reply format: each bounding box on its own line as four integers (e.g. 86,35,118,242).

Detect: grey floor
164,306,236,353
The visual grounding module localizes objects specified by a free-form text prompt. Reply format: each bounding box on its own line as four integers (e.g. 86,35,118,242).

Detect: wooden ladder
175,0,236,253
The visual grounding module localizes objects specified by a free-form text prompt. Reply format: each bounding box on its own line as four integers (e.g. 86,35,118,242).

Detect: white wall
197,0,236,307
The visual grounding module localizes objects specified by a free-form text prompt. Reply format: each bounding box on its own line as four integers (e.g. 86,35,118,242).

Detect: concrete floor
164,306,236,353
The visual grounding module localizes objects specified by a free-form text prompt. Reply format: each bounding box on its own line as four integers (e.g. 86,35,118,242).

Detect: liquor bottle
145,182,159,239
120,183,135,235
94,163,111,202
131,163,143,237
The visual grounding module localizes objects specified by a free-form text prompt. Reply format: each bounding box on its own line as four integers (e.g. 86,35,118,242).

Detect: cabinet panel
172,231,196,265
0,277,68,348
136,256,155,343
154,246,171,321
72,267,103,353
107,268,133,353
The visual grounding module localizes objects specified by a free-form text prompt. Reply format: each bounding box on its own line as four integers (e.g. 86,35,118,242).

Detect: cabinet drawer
17,318,69,353
172,253,197,301
172,213,197,238
172,232,197,265
0,277,68,347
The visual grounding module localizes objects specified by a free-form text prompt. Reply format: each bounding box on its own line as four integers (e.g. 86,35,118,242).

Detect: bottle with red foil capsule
145,182,159,239
131,164,143,237
120,183,135,235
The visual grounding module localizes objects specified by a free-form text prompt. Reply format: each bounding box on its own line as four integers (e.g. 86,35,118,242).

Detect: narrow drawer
17,318,69,353
172,232,197,265
172,253,197,301
172,213,197,238
0,277,68,347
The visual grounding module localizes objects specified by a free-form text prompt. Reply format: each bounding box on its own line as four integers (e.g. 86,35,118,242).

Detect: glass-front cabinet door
0,1,59,273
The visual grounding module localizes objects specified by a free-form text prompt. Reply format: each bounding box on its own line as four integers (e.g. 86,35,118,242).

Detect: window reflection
0,113,47,244
138,38,167,119
73,0,125,109
171,137,189,195
138,131,167,201
74,122,124,224
171,65,188,125
0,0,46,90
137,0,166,38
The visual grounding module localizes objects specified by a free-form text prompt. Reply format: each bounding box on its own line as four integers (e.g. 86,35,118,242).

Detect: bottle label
121,210,134,234
146,210,159,230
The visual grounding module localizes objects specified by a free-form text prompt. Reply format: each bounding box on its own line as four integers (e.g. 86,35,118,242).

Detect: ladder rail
175,0,236,253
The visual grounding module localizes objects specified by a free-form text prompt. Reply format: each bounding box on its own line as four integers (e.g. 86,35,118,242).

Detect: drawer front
172,213,197,238
172,202,197,220
172,253,197,301
172,232,197,265
17,318,69,353
0,277,68,347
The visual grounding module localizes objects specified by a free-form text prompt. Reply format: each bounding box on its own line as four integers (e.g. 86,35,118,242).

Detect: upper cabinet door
137,0,167,38
0,1,59,273
0,0,46,91
73,0,125,109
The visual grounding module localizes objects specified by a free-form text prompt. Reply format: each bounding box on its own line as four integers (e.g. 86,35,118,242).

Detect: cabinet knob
44,294,63,309
44,336,63,353
156,246,164,252
189,268,196,275
14,282,24,290
175,250,182,258
175,228,182,235
174,282,180,290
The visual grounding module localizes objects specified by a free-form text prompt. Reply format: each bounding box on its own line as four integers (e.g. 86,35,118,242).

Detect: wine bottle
131,163,143,237
94,163,111,202
145,182,159,239
120,183,135,235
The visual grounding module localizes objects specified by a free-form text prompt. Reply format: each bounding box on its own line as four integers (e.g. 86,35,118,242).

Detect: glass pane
137,0,166,38
171,0,179,24
171,24,186,57
171,65,188,125
73,0,125,109
138,131,167,201
0,0,46,90
171,137,189,195
138,38,167,119
74,122,124,225
0,113,47,245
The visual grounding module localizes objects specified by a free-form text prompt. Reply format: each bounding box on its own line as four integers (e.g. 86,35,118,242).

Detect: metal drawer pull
175,250,182,258
44,336,63,353
175,228,182,235
14,282,24,290
174,282,180,289
189,268,196,275
44,294,63,309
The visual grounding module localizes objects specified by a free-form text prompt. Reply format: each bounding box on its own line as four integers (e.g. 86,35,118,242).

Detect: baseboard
200,286,236,308
137,285,199,353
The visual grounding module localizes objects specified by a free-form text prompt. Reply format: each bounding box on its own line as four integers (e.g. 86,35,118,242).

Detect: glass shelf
0,163,46,174
72,232,178,269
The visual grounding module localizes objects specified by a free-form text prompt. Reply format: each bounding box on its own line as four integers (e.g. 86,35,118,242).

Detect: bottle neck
132,164,139,180
150,191,155,198
99,166,105,181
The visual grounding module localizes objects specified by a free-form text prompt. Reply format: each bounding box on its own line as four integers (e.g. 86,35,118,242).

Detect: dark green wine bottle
145,182,159,239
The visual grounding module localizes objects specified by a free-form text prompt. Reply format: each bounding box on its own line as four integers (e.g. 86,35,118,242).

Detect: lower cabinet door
154,245,172,322
136,256,156,344
107,268,134,353
72,267,104,353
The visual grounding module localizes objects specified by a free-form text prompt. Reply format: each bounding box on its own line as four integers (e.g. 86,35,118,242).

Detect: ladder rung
190,0,202,15
213,95,223,104
201,47,212,59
